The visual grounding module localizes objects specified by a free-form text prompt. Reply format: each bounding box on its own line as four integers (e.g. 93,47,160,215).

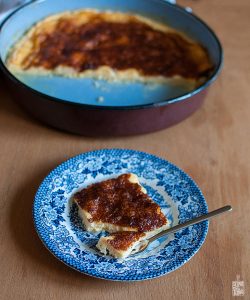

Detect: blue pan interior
0,0,221,107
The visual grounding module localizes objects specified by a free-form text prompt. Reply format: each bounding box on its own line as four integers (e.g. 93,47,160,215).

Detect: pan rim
0,0,223,111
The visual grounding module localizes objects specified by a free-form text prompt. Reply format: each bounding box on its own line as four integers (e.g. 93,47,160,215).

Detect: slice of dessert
96,232,146,258
73,173,170,258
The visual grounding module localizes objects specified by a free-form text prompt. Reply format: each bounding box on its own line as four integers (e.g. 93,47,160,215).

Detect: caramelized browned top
23,17,213,79
108,232,145,251
74,174,167,232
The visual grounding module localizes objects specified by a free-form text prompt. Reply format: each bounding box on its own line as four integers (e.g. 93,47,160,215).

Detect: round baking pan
0,0,223,136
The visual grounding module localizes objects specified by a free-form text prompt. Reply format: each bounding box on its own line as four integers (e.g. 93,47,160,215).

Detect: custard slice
73,173,168,233
97,232,146,258
73,173,170,258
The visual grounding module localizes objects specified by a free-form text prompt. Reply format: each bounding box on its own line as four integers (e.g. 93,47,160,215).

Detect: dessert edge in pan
7,9,214,90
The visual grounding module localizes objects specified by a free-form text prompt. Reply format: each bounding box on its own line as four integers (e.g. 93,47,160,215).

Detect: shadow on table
8,165,130,289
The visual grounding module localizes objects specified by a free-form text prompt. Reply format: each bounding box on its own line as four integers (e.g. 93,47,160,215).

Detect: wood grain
0,1,249,299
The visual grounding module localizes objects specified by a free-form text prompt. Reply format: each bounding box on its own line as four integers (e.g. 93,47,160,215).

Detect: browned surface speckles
74,174,167,232
22,16,213,79
108,232,145,250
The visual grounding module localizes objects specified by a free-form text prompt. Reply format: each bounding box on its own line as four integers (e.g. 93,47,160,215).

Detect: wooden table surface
0,1,249,299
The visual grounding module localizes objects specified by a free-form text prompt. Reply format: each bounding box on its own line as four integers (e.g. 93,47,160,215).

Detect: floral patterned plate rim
33,149,208,281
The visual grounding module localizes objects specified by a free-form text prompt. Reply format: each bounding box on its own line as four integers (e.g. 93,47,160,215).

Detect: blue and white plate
33,149,208,281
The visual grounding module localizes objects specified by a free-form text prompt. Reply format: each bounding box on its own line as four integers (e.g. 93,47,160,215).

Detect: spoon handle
148,205,232,243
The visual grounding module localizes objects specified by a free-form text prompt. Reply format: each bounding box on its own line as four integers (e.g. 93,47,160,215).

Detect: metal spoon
135,205,232,255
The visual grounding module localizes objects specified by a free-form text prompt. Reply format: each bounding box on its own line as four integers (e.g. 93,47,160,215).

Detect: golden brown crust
107,232,145,251
74,174,167,232
7,9,213,87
